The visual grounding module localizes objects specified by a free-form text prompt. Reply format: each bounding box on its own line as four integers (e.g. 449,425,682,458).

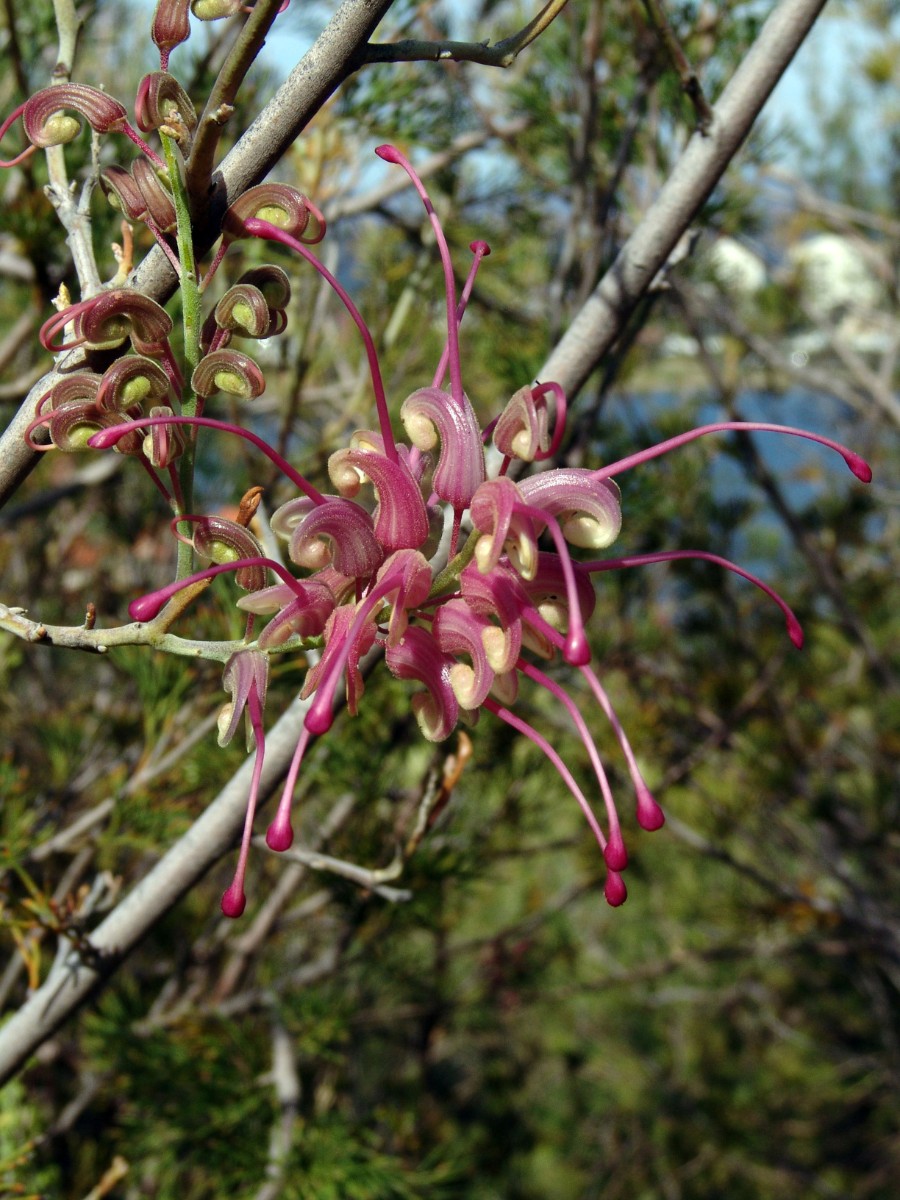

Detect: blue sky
254,4,887,169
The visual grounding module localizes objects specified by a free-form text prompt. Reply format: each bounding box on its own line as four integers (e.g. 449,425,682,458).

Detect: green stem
428,529,479,598
161,130,202,579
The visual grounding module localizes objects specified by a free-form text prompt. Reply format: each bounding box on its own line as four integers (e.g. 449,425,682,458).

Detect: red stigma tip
304,703,333,736
221,887,246,918
636,790,665,832
88,430,119,449
564,630,592,667
129,595,166,621
847,454,873,483
266,821,293,852
604,871,627,907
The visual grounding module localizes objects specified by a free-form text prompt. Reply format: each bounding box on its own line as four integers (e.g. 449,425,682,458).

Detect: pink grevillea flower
0,84,164,169
217,649,269,918
88,146,873,917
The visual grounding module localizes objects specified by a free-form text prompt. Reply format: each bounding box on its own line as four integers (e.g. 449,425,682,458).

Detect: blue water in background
194,384,887,584
607,386,877,571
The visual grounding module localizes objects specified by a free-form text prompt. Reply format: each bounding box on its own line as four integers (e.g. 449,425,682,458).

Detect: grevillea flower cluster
6,12,872,919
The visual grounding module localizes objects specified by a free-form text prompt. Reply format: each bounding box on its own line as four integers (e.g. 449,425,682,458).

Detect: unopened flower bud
190,0,241,19
143,405,187,467
50,405,144,455
97,355,171,410
190,515,267,591
135,72,197,140
39,290,173,357
131,158,177,232
214,284,272,339
101,164,147,221
238,265,291,311
22,85,127,147
191,349,266,399
222,184,325,245
152,0,191,68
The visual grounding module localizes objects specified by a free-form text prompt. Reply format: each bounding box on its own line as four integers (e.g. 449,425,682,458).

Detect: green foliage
1,1,898,1197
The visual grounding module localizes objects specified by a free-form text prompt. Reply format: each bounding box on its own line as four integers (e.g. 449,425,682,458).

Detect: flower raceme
81,149,874,917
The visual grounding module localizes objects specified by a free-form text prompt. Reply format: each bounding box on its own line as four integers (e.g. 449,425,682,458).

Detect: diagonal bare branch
365,0,570,68
0,694,312,1084
539,0,831,399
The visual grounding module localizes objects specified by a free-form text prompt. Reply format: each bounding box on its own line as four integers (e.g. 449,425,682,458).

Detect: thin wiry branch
45,0,101,294
0,600,260,663
185,0,287,200
253,1018,301,1200
365,0,569,68
640,0,714,132
540,0,831,399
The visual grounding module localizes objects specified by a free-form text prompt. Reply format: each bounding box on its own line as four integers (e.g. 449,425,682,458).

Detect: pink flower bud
328,442,429,554
135,72,197,139
191,349,266,399
97,356,171,410
23,84,127,147
223,184,325,245
401,386,485,511
152,0,191,68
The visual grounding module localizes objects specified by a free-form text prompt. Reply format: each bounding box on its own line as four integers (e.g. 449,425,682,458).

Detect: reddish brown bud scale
151,0,191,68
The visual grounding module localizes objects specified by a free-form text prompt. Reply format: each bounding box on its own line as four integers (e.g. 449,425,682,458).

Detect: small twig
215,945,341,1017
51,0,80,80
0,592,241,662
260,837,411,902
1,0,32,102
761,165,900,239
29,800,116,864
0,311,36,375
78,1155,129,1200
44,0,101,294
0,846,95,1011
186,0,286,199
641,0,714,133
253,1019,301,1200
0,364,47,405
403,731,472,857
365,0,569,68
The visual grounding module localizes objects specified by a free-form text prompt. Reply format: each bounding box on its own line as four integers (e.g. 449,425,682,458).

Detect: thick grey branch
539,0,830,398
